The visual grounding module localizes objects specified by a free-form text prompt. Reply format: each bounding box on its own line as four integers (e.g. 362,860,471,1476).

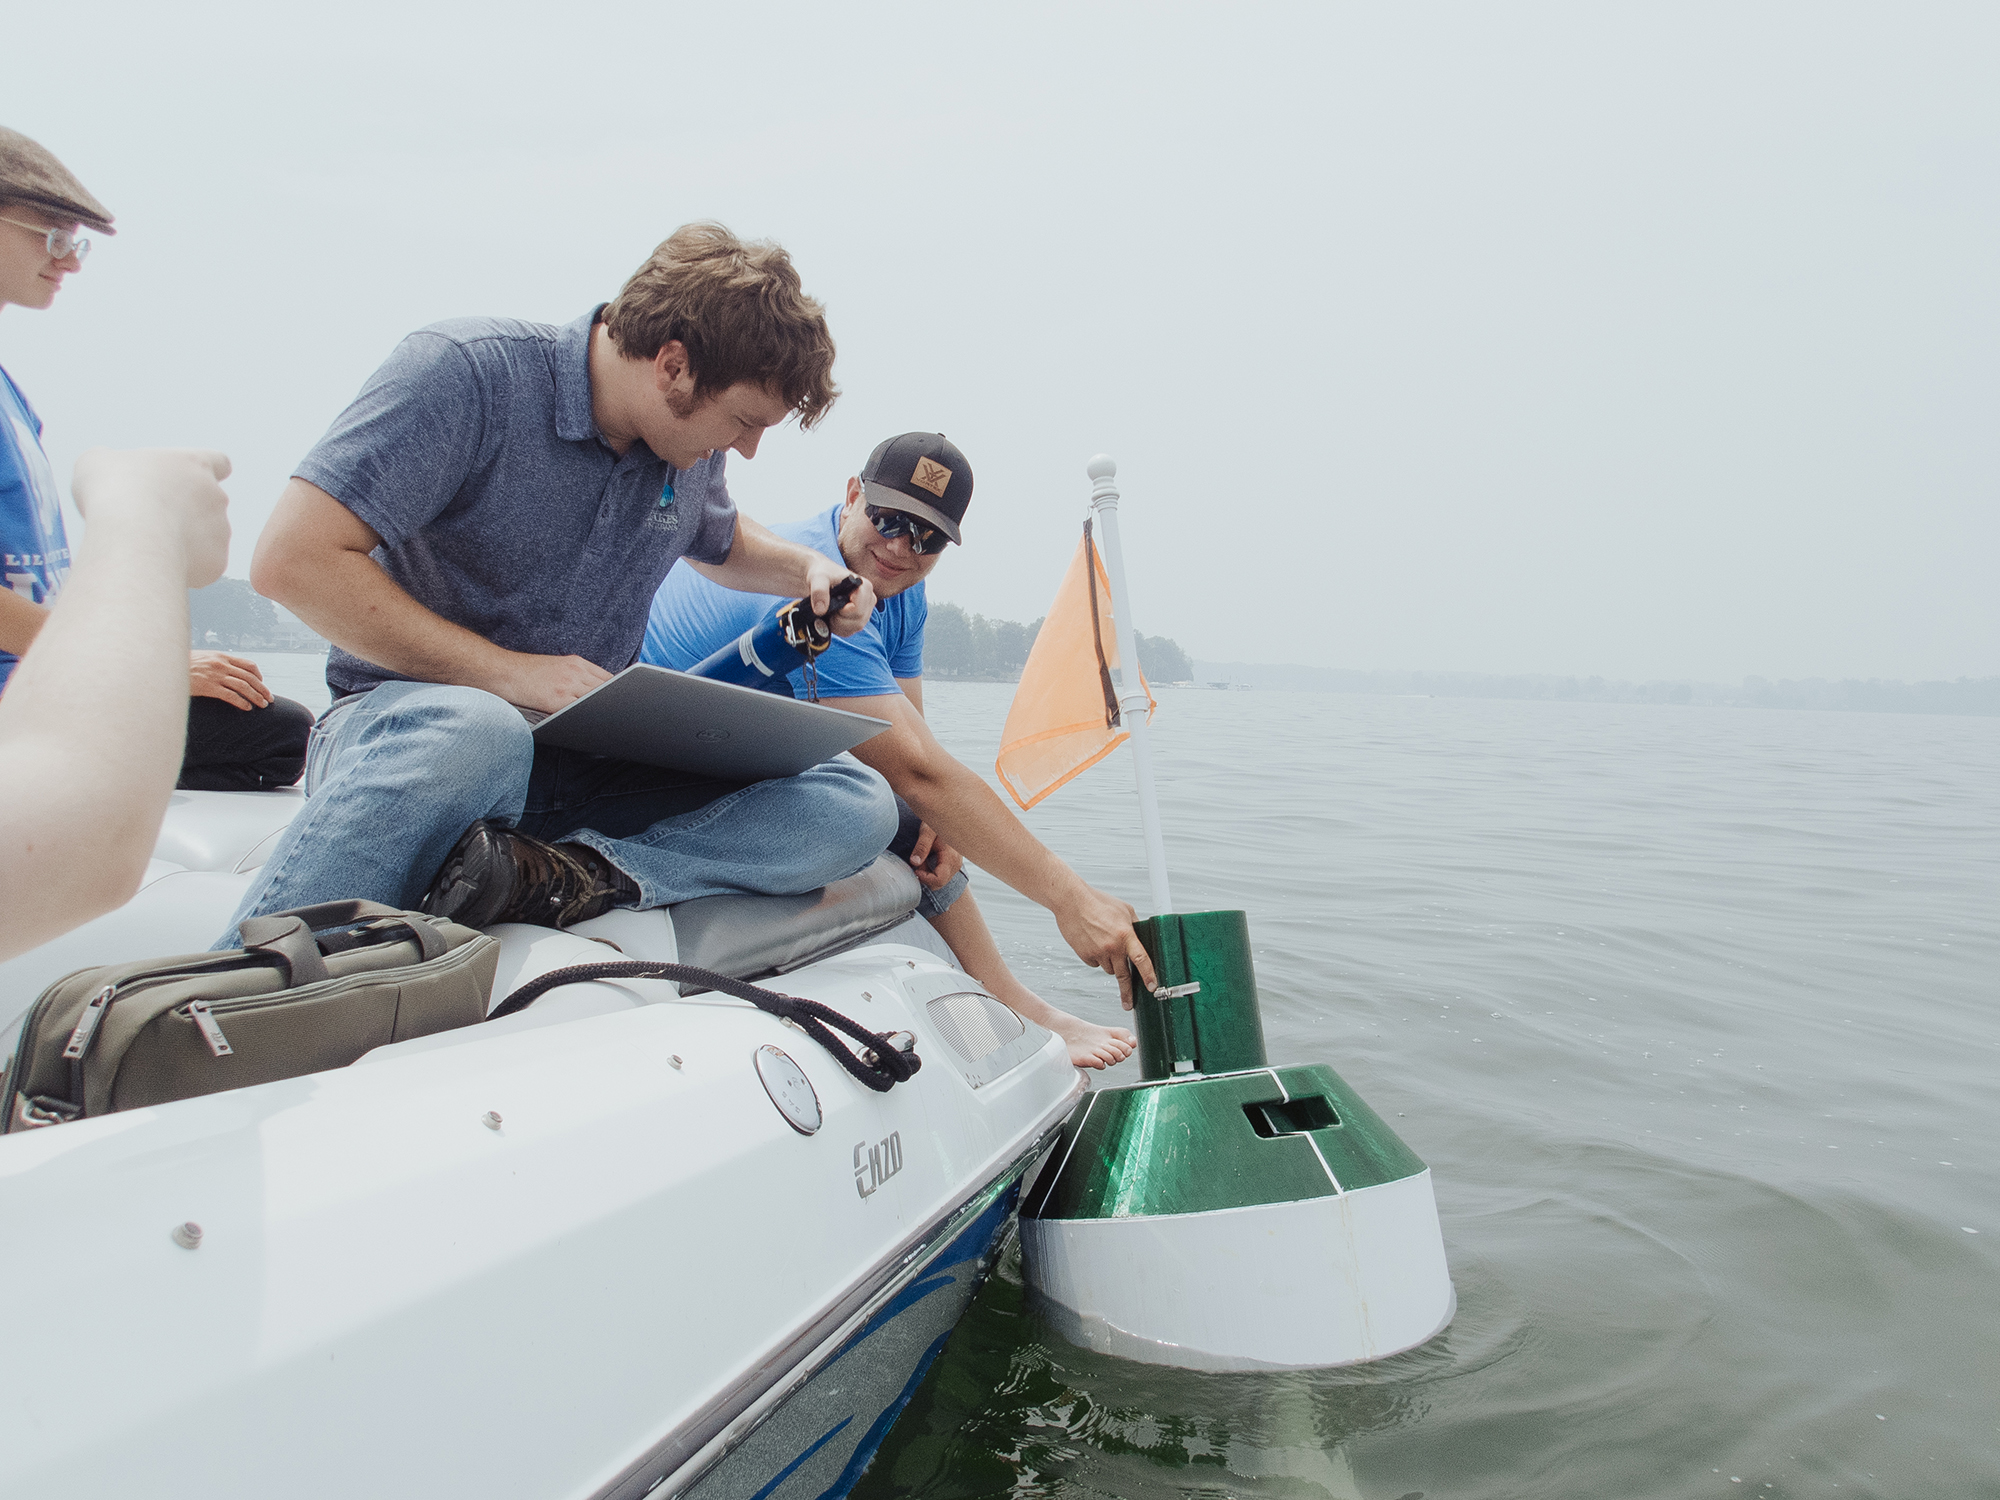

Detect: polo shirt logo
910,458,952,498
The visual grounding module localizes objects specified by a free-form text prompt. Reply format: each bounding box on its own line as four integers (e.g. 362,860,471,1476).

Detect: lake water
249,659,1999,1499
875,686,1999,1500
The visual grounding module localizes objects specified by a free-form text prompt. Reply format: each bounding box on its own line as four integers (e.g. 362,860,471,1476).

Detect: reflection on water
857,687,2000,1500
868,1243,1397,1498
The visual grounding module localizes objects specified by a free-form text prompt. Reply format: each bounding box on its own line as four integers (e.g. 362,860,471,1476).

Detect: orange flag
995,522,1155,810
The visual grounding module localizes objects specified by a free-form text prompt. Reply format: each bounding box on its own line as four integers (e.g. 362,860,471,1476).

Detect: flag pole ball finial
1086,454,1117,481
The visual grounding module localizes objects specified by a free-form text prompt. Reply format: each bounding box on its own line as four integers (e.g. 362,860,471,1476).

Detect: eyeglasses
0,218,91,264
865,503,950,555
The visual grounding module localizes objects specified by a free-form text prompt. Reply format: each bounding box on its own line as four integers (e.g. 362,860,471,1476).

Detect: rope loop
487,960,922,1092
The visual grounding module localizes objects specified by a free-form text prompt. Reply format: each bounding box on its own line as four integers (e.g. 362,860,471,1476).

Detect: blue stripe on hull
685,1184,1019,1500
746,1420,850,1500
809,1329,952,1500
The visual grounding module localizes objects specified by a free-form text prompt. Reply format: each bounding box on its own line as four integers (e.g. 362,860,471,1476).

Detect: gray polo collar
554,305,609,445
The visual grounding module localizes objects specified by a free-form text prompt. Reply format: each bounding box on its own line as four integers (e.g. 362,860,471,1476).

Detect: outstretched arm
825,685,1159,1005
686,516,876,635
252,478,611,713
0,449,232,962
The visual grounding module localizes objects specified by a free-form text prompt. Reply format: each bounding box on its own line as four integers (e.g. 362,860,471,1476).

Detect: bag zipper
38,957,276,1118
62,984,117,1108
186,1002,234,1058
61,985,116,1061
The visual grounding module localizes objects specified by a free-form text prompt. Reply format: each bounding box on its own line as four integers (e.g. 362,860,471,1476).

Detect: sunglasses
0,217,91,264
865,503,950,556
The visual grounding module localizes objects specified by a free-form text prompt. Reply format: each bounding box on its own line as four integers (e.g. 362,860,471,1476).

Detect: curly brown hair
603,222,838,430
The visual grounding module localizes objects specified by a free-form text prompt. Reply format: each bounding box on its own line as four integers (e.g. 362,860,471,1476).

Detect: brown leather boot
421,820,635,930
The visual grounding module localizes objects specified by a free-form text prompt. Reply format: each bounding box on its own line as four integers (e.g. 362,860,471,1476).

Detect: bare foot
999,988,1137,1070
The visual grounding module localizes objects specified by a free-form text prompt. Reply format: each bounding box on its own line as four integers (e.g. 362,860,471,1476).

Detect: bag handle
236,900,446,989
259,898,408,931
236,915,330,988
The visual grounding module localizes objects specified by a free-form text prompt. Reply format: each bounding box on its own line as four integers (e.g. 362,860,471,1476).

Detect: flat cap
0,127,115,235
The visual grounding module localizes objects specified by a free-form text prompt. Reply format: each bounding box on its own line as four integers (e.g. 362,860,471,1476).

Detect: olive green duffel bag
2,900,499,1133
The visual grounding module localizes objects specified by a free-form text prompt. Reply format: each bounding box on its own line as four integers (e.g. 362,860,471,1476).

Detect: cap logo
910,458,953,498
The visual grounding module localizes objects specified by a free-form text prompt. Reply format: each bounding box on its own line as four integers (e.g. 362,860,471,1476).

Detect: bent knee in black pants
888,794,926,860
177,695,316,792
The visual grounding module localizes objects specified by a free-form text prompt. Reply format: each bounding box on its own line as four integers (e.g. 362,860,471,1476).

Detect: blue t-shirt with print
0,366,72,693
642,503,926,699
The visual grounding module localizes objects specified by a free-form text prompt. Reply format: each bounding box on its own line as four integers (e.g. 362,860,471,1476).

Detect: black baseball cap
859,432,972,545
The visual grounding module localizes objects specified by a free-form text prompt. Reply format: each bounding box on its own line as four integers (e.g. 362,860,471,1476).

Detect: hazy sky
4,2,1994,682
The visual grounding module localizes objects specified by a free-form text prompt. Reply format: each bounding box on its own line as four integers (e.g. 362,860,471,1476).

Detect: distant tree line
1137,632,1193,682
1192,659,2000,717
188,577,326,651
923,601,1194,683
925,604,1042,679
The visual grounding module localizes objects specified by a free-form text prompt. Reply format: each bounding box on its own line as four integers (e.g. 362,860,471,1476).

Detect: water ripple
857,689,1999,1499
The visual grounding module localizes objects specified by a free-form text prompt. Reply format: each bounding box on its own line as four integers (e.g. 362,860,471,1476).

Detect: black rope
488,961,922,1093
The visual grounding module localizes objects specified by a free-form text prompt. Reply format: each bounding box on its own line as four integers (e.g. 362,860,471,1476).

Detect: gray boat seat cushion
668,854,922,984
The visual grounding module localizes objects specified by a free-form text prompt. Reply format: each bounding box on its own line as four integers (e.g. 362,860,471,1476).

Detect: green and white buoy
1017,458,1455,1371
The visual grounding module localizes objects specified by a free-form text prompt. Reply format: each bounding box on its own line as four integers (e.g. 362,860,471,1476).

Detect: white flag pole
1086,455,1174,916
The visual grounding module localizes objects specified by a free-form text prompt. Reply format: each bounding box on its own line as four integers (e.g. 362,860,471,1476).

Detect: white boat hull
0,792,1084,1498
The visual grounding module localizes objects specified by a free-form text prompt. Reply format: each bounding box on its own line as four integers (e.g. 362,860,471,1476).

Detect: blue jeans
216,682,898,946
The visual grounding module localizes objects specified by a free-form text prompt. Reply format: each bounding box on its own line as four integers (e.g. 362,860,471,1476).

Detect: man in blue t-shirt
646,433,1145,1069
0,126,314,790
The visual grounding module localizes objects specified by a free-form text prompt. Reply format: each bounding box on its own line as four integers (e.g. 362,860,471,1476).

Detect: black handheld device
777,572,866,658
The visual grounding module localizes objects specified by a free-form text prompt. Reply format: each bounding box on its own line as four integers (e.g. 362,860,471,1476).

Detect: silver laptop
527,664,891,781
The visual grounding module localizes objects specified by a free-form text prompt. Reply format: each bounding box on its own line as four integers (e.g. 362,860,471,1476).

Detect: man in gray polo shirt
218,223,895,941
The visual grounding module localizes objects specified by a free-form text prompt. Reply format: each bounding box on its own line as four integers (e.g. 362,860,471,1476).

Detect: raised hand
805,556,876,636
71,448,232,587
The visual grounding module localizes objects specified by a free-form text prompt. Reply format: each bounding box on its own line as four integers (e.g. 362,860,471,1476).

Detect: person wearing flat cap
0,126,315,791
